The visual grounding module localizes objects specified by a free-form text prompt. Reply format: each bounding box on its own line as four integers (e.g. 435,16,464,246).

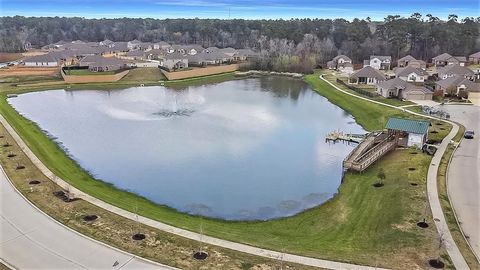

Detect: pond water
9,77,365,220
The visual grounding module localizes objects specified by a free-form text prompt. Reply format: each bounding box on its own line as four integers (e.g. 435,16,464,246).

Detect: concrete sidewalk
0,166,177,270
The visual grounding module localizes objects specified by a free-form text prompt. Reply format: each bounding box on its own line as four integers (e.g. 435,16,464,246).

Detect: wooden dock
326,131,366,143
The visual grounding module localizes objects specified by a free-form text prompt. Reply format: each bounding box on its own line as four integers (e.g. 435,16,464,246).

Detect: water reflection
9,77,364,220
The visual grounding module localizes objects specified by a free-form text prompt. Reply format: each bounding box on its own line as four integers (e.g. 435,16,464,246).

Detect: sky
0,0,478,20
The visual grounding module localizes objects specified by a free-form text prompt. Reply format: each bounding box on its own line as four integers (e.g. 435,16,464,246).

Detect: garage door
469,92,480,106
405,92,426,100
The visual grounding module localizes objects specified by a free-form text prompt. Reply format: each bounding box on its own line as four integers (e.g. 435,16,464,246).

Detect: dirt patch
428,259,445,268
53,190,78,202
83,215,98,222
373,182,384,188
193,251,208,260
132,233,146,240
29,180,41,185
416,221,429,228
408,167,416,171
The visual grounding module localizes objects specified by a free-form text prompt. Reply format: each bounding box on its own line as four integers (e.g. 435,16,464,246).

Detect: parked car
422,144,438,155
464,130,475,139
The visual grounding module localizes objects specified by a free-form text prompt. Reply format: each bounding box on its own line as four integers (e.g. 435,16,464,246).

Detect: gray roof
432,53,452,61
450,56,467,62
350,66,386,80
125,50,145,57
397,55,416,62
79,55,125,67
395,66,428,77
438,65,474,77
24,53,59,63
378,77,431,93
235,49,258,57
164,52,187,60
370,55,391,61
436,75,480,92
332,55,352,62
219,47,236,54
469,51,480,58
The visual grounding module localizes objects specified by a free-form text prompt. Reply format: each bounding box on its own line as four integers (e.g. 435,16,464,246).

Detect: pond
9,77,365,220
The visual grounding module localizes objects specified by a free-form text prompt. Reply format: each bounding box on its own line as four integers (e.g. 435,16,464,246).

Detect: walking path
0,166,176,270
320,75,469,270
0,114,387,270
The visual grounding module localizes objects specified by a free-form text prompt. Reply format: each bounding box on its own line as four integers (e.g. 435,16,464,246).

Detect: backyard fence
336,78,379,97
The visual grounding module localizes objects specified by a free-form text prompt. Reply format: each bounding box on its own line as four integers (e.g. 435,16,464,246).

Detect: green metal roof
385,117,430,134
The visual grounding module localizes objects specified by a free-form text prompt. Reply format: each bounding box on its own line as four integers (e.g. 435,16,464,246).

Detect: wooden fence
61,69,129,83
161,64,239,80
336,78,379,97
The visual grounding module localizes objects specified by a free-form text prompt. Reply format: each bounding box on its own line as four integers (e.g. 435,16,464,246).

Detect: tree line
1,15,479,72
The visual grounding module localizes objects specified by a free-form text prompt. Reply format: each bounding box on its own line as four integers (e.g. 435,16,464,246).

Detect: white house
327,55,353,73
395,66,428,83
364,55,391,70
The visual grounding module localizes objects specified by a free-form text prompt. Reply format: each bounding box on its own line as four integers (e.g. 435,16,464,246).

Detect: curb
0,166,180,270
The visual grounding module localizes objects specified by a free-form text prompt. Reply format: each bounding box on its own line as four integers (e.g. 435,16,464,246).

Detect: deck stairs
343,133,397,172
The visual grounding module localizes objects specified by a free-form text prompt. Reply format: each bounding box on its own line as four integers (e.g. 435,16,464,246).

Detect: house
100,39,115,47
145,49,165,60
436,75,480,97
363,55,391,70
348,66,386,85
327,55,353,73
468,51,480,64
79,55,126,72
386,117,430,148
219,47,236,57
432,53,452,67
432,53,467,67
437,65,474,80
127,39,142,50
406,59,427,69
204,47,220,53
153,41,170,50
395,66,428,83
187,51,230,66
234,49,258,61
163,53,188,71
376,77,433,100
121,50,146,60
23,53,60,67
397,55,416,68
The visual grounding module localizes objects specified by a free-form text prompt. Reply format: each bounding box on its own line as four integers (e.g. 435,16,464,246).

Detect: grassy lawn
437,140,480,269
64,69,118,76
120,67,165,82
0,72,456,268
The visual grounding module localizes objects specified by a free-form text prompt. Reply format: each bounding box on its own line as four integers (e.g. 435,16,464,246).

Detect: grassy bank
0,72,454,268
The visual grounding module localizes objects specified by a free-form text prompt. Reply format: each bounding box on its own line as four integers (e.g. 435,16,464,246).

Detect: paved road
442,104,480,261
0,166,176,270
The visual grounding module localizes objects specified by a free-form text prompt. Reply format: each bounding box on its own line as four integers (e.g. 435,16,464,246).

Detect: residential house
121,50,146,60
79,55,127,72
348,66,386,85
204,47,220,53
163,53,188,71
219,47,236,57
153,41,171,50
187,52,230,66
436,75,480,98
100,39,115,47
406,59,427,69
327,55,353,73
376,77,433,100
395,66,428,83
469,51,480,64
397,55,416,67
145,49,165,60
234,49,258,61
437,65,474,80
127,39,142,50
363,55,391,70
23,53,60,67
386,118,430,148
432,53,467,67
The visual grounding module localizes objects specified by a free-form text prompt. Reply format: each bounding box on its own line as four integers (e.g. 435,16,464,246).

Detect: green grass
64,69,118,75
0,72,454,268
120,67,165,82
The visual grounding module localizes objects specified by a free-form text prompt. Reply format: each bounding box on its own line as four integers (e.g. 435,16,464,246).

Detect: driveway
0,166,176,270
441,104,480,260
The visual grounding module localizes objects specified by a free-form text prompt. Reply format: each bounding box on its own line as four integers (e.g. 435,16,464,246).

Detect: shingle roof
436,75,480,92
469,51,480,58
438,65,474,77
451,56,467,62
24,53,58,63
398,55,416,62
432,53,452,61
386,118,430,134
370,55,391,61
350,66,386,80
395,66,428,77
